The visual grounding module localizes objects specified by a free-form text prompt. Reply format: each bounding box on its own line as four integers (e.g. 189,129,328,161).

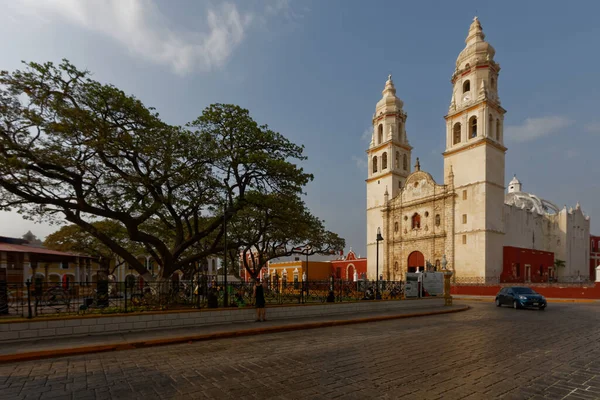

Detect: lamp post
223,205,228,308
376,227,384,300
304,248,310,297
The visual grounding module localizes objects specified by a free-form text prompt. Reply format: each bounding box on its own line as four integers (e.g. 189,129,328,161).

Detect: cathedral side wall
503,205,558,252
366,207,385,280
503,205,591,279
565,209,591,278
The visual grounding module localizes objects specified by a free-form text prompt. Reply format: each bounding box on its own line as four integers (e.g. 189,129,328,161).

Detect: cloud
361,127,372,142
6,0,290,75
352,156,367,170
584,122,600,134
504,116,571,143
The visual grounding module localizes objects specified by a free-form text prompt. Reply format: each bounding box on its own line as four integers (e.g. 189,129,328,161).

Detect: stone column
75,257,80,282
443,268,453,306
23,253,31,285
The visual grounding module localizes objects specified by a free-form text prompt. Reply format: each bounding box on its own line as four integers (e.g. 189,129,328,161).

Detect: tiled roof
0,242,90,258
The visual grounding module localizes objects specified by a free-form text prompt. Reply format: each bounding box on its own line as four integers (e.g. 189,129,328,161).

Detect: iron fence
0,278,419,319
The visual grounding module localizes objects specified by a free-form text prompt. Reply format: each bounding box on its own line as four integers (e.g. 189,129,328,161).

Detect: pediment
391,169,447,205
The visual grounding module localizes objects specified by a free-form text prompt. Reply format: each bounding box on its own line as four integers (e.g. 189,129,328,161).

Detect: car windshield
512,287,536,294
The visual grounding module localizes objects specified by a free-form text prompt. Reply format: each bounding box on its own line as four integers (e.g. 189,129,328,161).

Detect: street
1,301,599,399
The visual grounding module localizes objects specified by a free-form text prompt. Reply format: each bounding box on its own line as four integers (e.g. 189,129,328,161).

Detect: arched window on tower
469,116,477,138
403,154,407,170
382,152,388,170
491,76,496,89
372,156,378,174
378,124,383,144
395,151,400,169
453,123,462,145
496,119,501,141
463,80,470,93
411,213,421,229
398,122,403,141
488,114,493,139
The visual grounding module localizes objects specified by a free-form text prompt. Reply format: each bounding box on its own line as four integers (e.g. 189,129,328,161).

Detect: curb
453,297,598,303
0,305,469,364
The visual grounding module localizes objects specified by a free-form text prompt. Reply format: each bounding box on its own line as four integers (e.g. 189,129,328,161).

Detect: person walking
253,279,266,322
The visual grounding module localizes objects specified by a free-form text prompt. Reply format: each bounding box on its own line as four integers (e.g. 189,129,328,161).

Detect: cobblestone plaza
1,302,599,399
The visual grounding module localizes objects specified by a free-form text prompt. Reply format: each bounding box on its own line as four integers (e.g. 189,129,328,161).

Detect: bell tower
366,75,412,280
443,17,507,278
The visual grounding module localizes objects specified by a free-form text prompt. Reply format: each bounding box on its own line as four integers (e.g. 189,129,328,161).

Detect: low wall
451,283,600,299
0,298,445,342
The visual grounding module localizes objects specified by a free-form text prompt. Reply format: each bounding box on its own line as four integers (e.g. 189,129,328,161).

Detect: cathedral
365,17,590,282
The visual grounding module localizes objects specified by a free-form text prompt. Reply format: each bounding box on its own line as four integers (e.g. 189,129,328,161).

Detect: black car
495,287,547,310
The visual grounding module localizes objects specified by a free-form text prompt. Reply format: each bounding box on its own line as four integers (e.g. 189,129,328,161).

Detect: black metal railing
0,278,423,319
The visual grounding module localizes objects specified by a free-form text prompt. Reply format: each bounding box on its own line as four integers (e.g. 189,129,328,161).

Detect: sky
0,0,599,257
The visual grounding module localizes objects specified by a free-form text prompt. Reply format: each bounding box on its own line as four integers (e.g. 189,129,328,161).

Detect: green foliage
229,191,345,279
43,221,144,274
554,259,566,268
0,60,338,279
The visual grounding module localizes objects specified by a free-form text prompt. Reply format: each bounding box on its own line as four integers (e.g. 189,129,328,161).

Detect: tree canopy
43,220,143,275
0,60,344,279
228,192,345,279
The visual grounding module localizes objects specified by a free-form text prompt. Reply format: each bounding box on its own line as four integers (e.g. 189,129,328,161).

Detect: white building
365,17,590,281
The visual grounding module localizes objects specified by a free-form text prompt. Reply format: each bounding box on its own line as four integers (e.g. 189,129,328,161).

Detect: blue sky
1,0,599,257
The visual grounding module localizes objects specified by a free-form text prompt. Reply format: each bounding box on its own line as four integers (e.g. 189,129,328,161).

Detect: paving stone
0,302,598,399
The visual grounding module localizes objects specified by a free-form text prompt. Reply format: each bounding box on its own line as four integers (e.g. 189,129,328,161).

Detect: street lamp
223,205,228,308
376,227,384,300
293,245,312,302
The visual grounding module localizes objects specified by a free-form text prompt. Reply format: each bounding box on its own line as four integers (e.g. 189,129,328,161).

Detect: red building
330,249,367,281
590,235,600,281
501,246,555,283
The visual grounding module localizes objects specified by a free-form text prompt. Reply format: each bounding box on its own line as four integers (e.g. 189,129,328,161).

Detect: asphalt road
1,301,599,399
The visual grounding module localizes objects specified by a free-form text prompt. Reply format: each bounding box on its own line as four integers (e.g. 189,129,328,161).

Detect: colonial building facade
366,17,590,282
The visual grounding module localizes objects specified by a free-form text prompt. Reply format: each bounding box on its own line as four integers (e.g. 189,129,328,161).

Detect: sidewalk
453,295,600,303
0,303,468,364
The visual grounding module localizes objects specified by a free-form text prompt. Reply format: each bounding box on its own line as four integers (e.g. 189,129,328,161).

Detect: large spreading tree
0,60,343,280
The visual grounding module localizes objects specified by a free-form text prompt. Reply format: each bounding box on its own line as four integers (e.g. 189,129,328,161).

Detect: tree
228,192,345,280
0,60,313,279
43,221,144,276
554,259,565,269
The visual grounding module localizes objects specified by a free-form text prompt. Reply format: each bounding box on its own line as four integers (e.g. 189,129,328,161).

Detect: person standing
253,279,266,322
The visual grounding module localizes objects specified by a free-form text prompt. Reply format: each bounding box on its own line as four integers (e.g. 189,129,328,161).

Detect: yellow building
268,259,332,286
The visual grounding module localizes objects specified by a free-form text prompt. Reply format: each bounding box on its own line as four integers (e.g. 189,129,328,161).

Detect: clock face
462,93,471,102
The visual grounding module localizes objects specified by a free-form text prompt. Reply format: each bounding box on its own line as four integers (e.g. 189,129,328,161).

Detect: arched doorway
407,251,425,273
347,264,355,282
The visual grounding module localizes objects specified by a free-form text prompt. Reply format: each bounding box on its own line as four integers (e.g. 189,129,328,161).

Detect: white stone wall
503,203,590,278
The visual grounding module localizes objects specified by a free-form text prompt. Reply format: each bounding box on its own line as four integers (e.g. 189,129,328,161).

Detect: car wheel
513,300,519,309
495,298,501,307
539,305,546,311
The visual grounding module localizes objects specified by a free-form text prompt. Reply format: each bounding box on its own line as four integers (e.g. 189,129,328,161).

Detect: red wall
451,283,600,299
330,251,367,281
502,246,554,283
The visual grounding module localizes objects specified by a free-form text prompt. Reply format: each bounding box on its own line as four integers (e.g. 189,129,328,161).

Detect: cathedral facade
365,18,590,282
